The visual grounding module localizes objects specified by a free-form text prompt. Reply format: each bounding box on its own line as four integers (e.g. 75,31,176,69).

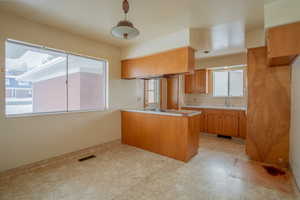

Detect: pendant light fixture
111,0,139,40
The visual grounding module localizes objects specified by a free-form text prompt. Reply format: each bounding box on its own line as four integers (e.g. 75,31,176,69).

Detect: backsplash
184,94,247,107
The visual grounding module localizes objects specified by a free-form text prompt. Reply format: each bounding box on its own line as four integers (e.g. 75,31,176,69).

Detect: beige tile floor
0,134,299,200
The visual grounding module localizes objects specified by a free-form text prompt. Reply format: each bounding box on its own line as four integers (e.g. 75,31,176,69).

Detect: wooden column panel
246,47,290,167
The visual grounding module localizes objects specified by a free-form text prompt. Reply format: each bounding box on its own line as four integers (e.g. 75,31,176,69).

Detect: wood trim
160,79,163,108
207,69,213,95
144,80,148,107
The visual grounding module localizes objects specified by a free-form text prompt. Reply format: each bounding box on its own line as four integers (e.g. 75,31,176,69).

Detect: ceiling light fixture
111,0,139,40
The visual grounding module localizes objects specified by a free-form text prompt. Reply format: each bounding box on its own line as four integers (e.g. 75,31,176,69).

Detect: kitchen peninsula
121,109,202,162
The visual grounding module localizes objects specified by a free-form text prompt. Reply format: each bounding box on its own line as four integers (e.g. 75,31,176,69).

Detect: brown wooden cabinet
122,47,195,79
185,69,207,94
182,107,246,138
267,22,300,66
206,109,223,134
222,110,239,137
238,111,247,139
206,109,239,137
184,74,194,94
122,111,201,162
199,111,206,133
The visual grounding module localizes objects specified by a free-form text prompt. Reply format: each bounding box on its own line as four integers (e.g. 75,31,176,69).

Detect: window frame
212,67,245,97
5,78,10,86
5,39,109,118
144,79,160,107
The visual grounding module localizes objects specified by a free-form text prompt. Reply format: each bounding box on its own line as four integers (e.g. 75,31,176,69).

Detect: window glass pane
144,79,160,106
67,55,106,111
148,79,155,90
213,71,228,96
5,41,67,115
229,70,244,96
148,91,155,103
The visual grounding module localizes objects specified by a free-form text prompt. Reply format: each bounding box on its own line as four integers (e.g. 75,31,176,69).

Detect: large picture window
213,69,244,97
5,40,107,116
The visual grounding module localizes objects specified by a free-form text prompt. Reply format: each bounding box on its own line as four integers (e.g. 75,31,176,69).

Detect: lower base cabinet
206,110,223,134
122,111,201,162
238,111,247,139
182,107,247,139
222,110,239,137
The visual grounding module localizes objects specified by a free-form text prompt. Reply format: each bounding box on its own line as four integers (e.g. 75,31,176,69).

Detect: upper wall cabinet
121,47,195,79
267,22,300,66
185,69,208,94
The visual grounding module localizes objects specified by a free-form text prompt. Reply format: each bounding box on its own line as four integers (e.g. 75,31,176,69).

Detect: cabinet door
181,107,206,132
222,110,239,137
238,111,247,139
194,69,207,93
185,74,194,94
206,110,223,134
267,22,300,66
122,47,195,78
199,113,206,132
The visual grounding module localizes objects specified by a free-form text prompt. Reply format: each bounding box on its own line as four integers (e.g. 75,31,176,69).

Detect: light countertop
182,105,247,111
122,108,202,117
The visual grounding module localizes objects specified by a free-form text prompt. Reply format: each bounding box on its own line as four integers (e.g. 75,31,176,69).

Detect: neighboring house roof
6,50,52,72
12,54,105,83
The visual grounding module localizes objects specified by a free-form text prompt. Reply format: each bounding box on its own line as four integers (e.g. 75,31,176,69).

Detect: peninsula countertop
121,108,202,117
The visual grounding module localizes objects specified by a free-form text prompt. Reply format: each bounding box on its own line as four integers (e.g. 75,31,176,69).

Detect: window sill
209,96,245,98
5,108,110,119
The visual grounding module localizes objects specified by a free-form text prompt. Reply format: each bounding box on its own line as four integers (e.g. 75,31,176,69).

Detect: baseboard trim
0,139,121,180
289,160,300,192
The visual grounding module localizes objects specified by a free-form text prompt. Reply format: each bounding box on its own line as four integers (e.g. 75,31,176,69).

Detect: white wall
290,57,300,189
195,52,247,69
246,28,265,49
0,11,141,172
264,0,300,28
121,29,190,59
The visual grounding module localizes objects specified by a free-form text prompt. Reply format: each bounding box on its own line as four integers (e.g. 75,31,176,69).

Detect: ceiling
0,0,265,47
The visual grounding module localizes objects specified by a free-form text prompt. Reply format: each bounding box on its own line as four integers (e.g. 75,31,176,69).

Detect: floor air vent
263,165,286,176
217,135,232,139
78,155,96,162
